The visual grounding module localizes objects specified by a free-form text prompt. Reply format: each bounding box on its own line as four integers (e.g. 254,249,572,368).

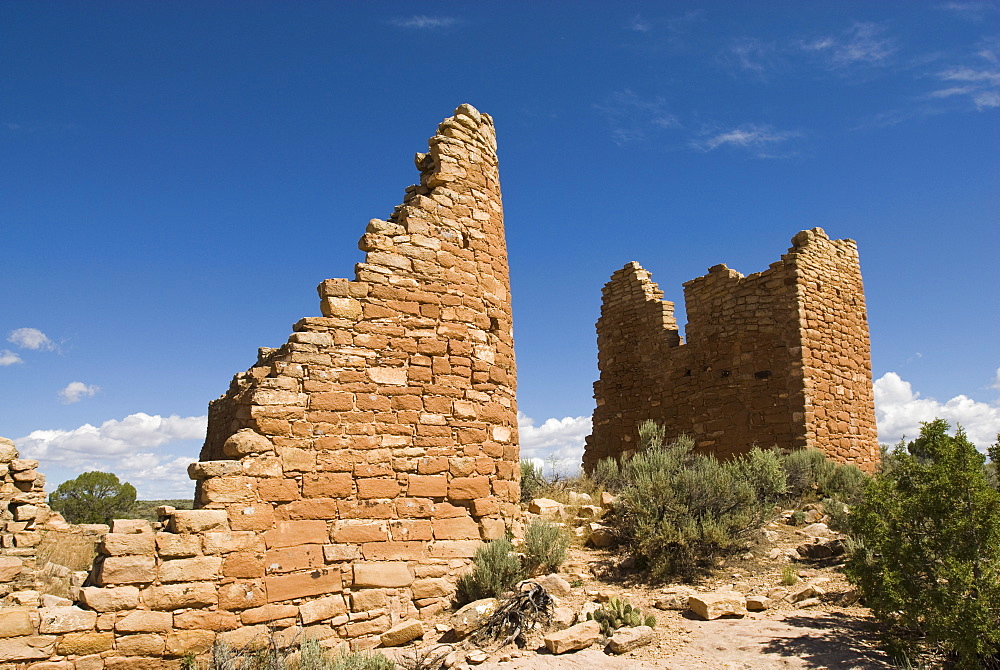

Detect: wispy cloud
691,124,802,157
391,15,459,30
8,327,57,351
937,1,1000,21
594,89,680,145
0,350,23,366
800,22,896,69
721,37,778,76
58,381,100,404
629,15,651,33
875,372,1000,449
927,52,1000,110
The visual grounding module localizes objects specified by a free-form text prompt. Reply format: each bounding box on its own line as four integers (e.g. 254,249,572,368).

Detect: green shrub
586,597,656,636
457,537,524,603
49,471,137,524
846,420,1000,668
781,448,830,500
603,429,786,580
782,565,799,586
592,456,622,491
520,460,545,503
185,636,394,670
328,650,395,670
523,518,569,575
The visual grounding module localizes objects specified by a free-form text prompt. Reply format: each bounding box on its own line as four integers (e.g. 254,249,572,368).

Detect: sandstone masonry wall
0,104,519,668
583,228,879,473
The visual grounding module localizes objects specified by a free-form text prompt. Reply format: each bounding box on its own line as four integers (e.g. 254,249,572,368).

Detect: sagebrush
522,518,569,575
599,432,786,579
456,536,524,603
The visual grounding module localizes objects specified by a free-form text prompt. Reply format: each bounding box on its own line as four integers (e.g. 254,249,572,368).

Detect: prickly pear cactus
586,597,657,636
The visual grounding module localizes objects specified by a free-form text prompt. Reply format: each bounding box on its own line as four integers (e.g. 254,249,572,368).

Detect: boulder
451,598,498,639
586,524,615,548
787,583,824,603
687,593,747,620
796,538,843,559
552,607,575,627
608,625,654,653
534,574,571,597
528,498,564,517
543,620,601,654
380,619,423,647
745,595,772,611
566,492,592,505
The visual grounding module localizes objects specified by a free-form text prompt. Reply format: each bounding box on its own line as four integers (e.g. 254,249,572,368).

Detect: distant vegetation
49,471,137,524
130,498,195,522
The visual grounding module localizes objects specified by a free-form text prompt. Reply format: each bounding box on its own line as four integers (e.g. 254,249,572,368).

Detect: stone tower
584,228,879,473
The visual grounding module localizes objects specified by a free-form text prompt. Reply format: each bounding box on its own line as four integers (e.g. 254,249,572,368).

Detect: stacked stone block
0,437,54,598
584,228,879,473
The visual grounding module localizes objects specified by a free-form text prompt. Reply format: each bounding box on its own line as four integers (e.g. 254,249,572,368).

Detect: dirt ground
398,514,898,670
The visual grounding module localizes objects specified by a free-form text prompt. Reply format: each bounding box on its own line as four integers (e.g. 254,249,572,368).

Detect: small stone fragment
687,593,747,620
608,625,654,653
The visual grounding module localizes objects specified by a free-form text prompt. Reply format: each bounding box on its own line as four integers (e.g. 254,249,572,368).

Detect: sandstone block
202,530,262,554
116,633,165,656
187,460,242,479
264,568,342,602
352,562,412,588
528,498,564,517
143,582,218,610
56,632,114,655
95,555,155,585
351,588,388,612
299,595,347,624
100,533,155,556
0,556,24,581
38,607,97,633
165,630,216,656
0,635,56,661
746,595,773,611
0,608,35,637
345,614,391,638
534,574,572,597
543,620,601,654
80,586,140,612
159,556,223,583
168,510,228,534
323,544,361,562
222,429,274,457
263,520,328,548
448,476,490,500
223,552,265,578
361,541,424,561
115,610,174,633
608,625,654,654
302,473,353,498
427,540,480,558
380,619,423,647
332,521,388,544
200,476,255,503
407,475,448,497
432,516,480,540
173,611,240,631
155,533,201,558
228,503,276,531
241,604,298,625
264,545,324,573
218,581,267,610
410,578,453,599
687,593,747,620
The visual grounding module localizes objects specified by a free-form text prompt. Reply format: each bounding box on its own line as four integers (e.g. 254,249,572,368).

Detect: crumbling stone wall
584,228,879,473
0,104,519,668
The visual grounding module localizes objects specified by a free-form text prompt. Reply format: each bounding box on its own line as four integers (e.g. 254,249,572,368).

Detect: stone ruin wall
583,228,879,473
0,104,520,668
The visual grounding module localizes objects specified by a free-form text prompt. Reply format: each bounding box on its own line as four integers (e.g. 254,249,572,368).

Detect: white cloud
874,372,1000,450
8,327,56,351
517,412,592,475
927,85,977,98
800,22,896,68
594,89,680,145
391,16,458,30
691,124,801,156
992,367,1000,390
0,349,23,366
15,412,207,499
938,2,999,21
973,90,1000,109
930,66,1000,111
58,381,100,404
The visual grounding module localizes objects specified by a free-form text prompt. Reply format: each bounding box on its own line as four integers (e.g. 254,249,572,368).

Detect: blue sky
2,1,998,497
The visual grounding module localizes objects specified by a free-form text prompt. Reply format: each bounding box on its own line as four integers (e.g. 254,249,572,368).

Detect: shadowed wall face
584,228,879,473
